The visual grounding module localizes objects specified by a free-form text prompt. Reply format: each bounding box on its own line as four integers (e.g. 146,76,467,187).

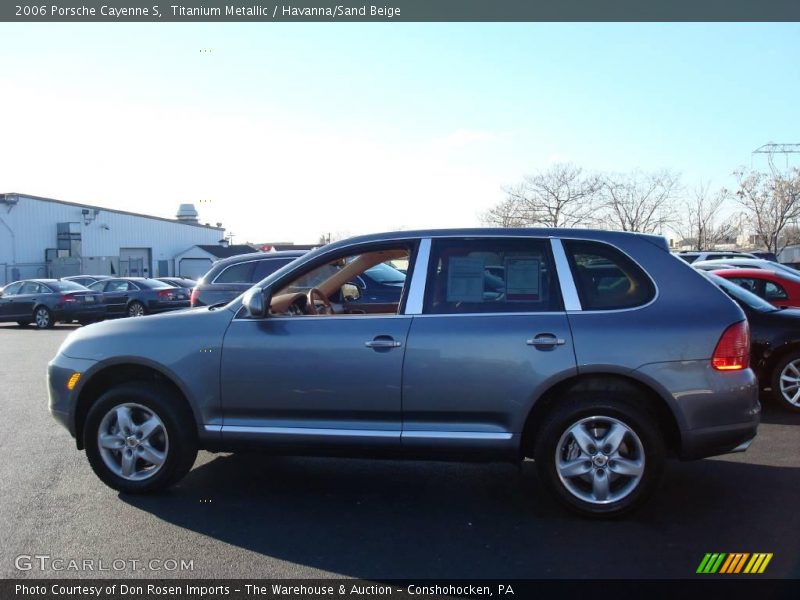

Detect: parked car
675,250,757,264
692,258,800,276
0,279,105,328
86,277,189,318
62,275,113,288
190,251,306,307
49,228,759,517
712,268,800,308
156,277,197,289
704,272,800,413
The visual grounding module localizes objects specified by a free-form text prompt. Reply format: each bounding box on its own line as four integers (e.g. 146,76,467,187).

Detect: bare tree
482,163,602,228
674,184,738,250
597,170,680,233
734,167,800,255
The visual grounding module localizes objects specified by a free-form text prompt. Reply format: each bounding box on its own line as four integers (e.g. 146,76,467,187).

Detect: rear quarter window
565,240,655,310
252,258,293,281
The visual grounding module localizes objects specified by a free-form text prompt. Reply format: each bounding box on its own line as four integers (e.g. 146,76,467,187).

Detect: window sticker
446,256,485,302
504,256,541,301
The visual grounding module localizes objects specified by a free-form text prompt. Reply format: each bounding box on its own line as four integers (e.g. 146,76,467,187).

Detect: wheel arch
520,372,682,459
73,359,198,450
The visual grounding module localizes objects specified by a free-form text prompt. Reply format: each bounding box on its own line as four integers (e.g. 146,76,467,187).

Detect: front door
219,242,417,449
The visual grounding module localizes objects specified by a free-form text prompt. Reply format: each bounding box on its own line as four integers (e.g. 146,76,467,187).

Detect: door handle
365,337,402,349
527,335,566,347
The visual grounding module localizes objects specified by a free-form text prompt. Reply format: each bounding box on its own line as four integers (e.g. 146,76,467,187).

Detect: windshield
704,272,778,313
364,262,406,284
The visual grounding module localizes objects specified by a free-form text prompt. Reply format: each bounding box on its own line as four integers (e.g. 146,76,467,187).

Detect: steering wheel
306,287,333,315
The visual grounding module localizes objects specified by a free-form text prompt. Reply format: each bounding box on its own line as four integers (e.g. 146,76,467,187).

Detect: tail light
190,287,199,307
157,290,175,300
61,294,77,303
712,321,750,371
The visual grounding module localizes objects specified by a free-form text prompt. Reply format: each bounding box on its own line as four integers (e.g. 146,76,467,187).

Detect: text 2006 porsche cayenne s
48,229,760,517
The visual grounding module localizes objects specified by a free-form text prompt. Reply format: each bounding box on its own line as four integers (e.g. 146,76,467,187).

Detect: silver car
48,229,760,517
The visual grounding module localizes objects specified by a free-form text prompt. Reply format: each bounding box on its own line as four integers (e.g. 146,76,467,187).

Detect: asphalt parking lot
1,323,798,580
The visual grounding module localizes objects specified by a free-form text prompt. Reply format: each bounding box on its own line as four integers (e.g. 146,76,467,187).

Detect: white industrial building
0,193,226,285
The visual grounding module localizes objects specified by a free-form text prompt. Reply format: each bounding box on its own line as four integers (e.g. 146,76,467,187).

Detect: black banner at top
3,0,800,22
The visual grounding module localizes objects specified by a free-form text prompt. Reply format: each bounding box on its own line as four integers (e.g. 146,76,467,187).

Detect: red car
713,268,800,308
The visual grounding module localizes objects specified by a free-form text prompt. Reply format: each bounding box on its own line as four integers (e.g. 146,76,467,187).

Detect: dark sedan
706,271,800,412
156,277,197,289
87,277,189,318
0,279,105,328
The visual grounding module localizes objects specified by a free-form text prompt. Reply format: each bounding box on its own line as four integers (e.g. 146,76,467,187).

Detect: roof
1,193,225,231
196,244,259,258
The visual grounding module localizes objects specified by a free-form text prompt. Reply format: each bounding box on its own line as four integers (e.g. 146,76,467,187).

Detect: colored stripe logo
697,553,773,574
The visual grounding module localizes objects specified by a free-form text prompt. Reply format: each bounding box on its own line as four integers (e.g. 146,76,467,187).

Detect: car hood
57,306,235,361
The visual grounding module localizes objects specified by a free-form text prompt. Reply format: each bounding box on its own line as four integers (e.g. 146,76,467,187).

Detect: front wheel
534,393,664,518
83,383,198,493
771,352,800,413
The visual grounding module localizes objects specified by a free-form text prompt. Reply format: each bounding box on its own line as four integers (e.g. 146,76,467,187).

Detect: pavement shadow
120,452,800,579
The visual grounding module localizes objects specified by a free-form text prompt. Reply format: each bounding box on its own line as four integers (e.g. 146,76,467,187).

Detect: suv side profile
48,229,759,517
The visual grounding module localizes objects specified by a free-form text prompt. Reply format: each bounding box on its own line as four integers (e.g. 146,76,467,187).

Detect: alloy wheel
97,403,169,481
555,415,645,505
778,359,800,408
35,307,51,328
128,303,145,317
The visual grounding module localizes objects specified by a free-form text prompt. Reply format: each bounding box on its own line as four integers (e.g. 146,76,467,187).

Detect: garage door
179,258,213,279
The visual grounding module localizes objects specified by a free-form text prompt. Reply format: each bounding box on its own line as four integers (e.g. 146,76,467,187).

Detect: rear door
401,237,576,456
10,282,41,319
102,280,133,315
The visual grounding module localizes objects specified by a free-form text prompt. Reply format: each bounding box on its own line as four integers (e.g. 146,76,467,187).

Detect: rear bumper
635,361,760,460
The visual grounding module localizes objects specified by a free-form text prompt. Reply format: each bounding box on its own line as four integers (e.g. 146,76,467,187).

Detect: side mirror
243,287,270,318
341,283,361,302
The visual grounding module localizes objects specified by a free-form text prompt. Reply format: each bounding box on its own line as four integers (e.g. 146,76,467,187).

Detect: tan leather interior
269,248,408,314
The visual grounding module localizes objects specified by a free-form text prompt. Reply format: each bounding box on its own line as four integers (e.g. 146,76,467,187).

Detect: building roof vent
176,203,199,224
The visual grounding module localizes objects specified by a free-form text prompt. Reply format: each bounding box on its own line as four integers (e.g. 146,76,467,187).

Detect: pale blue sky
1,23,798,242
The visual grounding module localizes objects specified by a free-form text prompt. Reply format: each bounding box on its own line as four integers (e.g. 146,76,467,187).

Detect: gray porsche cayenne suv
48,229,760,517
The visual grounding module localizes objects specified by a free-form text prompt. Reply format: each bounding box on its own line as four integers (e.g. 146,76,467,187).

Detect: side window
728,277,759,295
108,281,131,292
253,259,292,281
88,281,105,292
3,282,23,295
764,281,788,300
424,238,562,314
214,262,256,284
20,282,40,294
565,240,655,310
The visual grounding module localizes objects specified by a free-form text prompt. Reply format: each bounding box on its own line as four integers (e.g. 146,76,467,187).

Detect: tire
83,382,198,493
16,321,30,327
533,392,665,518
127,301,146,318
33,306,54,329
770,351,800,413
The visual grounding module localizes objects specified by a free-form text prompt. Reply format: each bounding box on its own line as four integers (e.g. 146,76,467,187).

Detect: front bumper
48,353,98,439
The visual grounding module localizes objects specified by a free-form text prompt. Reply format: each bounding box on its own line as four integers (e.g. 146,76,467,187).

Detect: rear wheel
533,392,664,518
771,352,800,413
83,382,198,493
127,301,146,318
33,306,54,329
